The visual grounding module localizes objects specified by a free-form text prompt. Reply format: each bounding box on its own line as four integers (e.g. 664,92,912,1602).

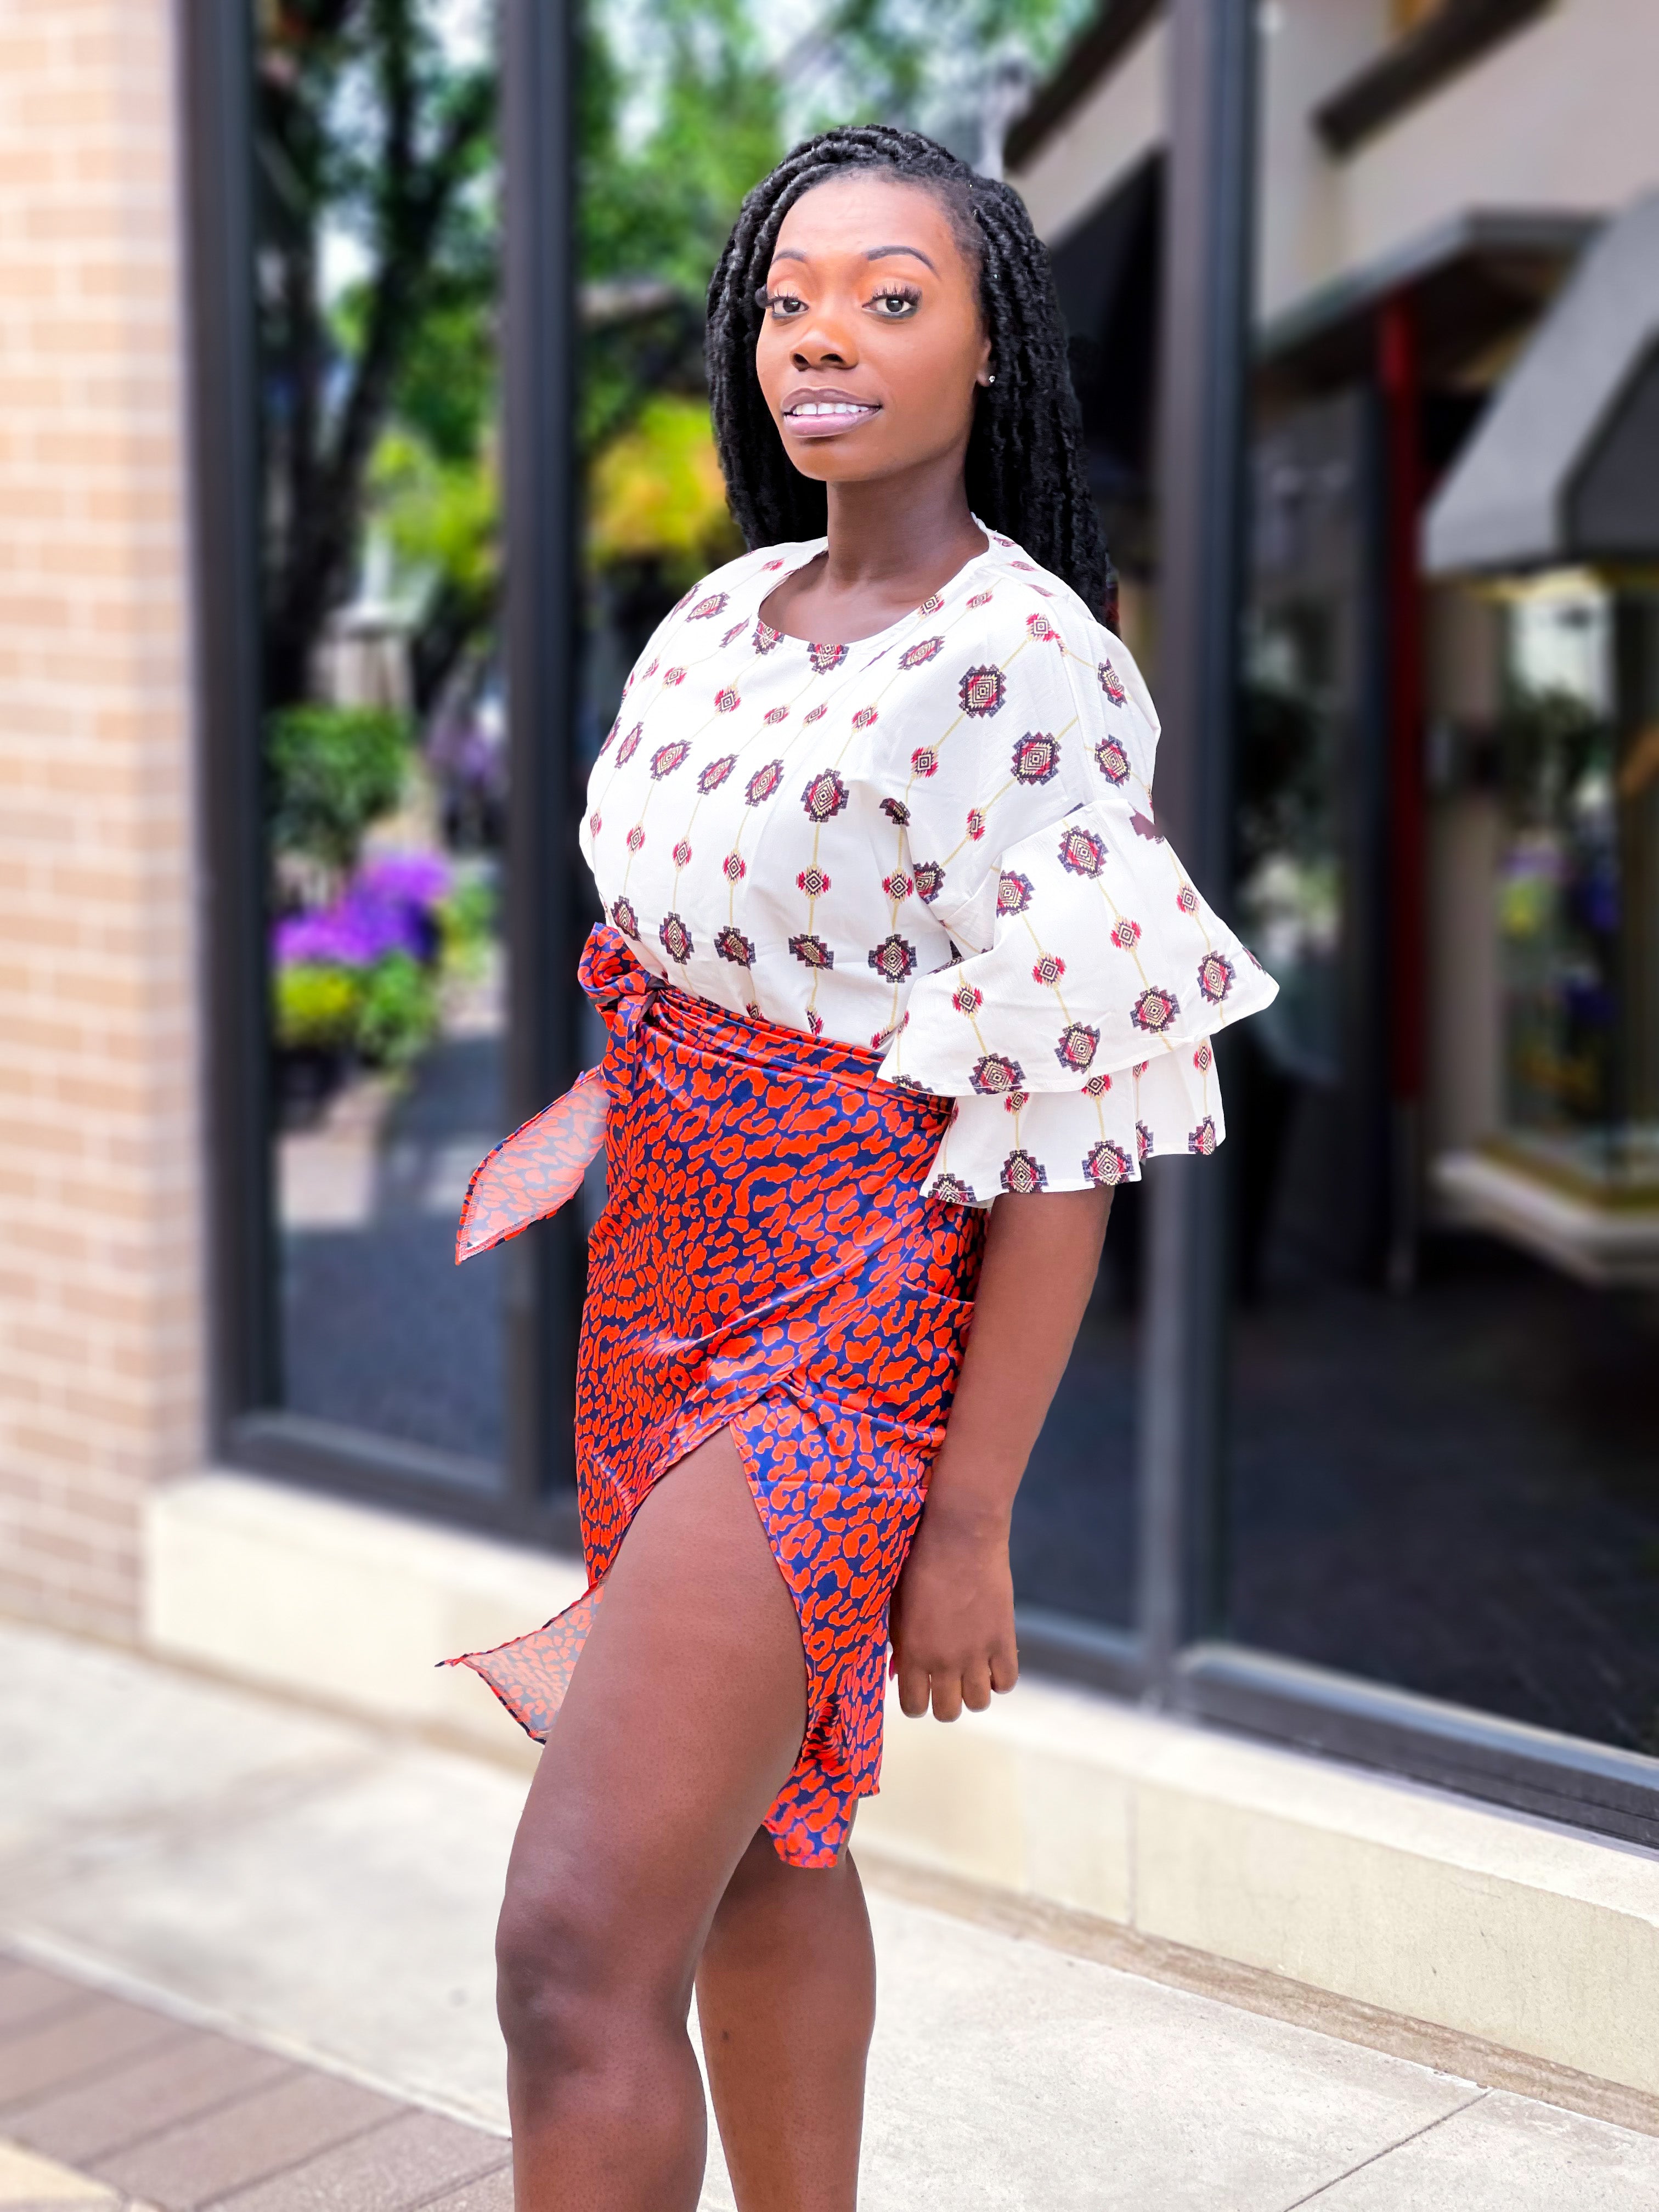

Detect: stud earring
985,372,996,385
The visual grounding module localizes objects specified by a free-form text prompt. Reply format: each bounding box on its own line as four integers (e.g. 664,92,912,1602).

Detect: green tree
781,0,1097,150
578,0,782,454
256,0,496,709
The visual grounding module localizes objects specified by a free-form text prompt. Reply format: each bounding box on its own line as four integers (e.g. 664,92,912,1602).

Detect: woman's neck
820,459,986,597
759,457,988,644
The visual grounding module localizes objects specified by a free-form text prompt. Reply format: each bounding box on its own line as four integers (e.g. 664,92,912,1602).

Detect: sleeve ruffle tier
874,598,1277,1204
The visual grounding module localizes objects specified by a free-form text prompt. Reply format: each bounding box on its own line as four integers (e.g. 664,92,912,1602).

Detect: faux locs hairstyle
706,125,1112,618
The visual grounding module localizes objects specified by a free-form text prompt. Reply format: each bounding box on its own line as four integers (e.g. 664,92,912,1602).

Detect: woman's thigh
499,1427,808,2002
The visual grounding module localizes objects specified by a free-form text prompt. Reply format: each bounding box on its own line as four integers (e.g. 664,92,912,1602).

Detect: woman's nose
793,338,851,369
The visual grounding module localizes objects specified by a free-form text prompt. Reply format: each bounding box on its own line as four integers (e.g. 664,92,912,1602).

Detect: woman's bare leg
697,1830,874,2210
495,1429,811,2211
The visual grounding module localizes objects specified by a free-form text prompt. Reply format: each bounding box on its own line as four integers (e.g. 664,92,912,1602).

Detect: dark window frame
182,0,1659,1852
179,0,582,1551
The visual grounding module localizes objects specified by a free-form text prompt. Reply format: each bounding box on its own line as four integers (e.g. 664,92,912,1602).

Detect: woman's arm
889,1186,1111,1721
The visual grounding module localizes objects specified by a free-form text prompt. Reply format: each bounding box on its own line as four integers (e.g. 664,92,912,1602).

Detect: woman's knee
495,1862,635,2071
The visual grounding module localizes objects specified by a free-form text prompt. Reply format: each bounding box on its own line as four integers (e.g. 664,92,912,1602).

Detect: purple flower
275,908,383,968
357,851,449,906
273,851,450,970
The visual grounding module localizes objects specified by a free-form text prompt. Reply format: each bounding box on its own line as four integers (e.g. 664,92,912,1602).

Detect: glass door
253,0,512,1489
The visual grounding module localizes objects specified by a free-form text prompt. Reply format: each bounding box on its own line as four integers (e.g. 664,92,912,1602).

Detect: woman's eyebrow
766,243,939,274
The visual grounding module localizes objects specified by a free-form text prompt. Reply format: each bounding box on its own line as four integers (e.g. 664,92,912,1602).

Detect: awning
1257,207,1590,391
1425,191,1659,574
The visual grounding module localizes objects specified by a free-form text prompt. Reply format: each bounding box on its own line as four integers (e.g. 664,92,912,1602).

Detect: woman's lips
781,399,881,438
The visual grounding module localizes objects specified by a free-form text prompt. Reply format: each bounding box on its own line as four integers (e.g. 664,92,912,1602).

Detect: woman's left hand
888,1494,1018,1721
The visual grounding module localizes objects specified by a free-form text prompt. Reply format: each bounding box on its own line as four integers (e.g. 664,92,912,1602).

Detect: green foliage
355,949,439,1067
589,394,743,580
257,0,499,703
580,1,781,298
1237,679,1333,882
573,0,1097,471
273,947,438,1068
579,0,782,457
437,873,497,973
266,704,410,875
369,427,497,603
1497,685,1612,828
258,0,1102,666
274,961,364,1053
791,0,1097,138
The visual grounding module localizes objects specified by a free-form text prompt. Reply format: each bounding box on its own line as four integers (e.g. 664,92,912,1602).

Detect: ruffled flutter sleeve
876,601,1277,1204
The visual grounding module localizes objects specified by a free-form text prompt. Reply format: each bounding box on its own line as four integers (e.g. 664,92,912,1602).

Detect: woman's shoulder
953,535,1157,735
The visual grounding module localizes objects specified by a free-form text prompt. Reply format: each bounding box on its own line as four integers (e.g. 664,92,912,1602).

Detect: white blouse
580,529,1277,1205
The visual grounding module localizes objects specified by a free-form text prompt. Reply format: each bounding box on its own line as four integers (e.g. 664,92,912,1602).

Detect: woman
450,126,1274,2210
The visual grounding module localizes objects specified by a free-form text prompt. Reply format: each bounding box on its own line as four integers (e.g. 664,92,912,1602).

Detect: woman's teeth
788,402,874,417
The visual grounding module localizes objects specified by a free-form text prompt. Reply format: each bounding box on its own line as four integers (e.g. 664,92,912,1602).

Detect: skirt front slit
449,930,985,1867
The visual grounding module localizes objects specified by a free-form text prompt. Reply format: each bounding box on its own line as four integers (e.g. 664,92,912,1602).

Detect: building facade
1010,0,1659,1799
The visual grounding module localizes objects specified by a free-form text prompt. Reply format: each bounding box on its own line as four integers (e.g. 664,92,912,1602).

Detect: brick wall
0,0,205,1635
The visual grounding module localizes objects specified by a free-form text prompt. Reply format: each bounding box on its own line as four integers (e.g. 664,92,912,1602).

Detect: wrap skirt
447,925,985,1866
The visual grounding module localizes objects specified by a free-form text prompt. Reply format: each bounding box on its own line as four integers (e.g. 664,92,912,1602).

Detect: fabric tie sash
454,924,659,1264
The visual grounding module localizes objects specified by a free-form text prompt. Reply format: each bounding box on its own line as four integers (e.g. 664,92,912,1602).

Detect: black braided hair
707,125,1111,617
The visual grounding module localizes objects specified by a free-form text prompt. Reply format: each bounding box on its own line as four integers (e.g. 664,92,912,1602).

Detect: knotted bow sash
454,924,657,1264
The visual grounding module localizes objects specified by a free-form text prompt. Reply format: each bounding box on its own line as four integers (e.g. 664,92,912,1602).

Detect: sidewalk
0,1956,509,2210
3,1620,1657,2209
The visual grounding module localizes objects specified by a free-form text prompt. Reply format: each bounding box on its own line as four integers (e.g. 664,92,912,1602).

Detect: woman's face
754,173,990,489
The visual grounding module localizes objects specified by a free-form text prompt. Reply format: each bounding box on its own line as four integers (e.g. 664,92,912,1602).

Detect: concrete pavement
2,1621,1656,2209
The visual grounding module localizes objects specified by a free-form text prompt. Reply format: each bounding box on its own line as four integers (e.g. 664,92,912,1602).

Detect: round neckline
753,531,998,656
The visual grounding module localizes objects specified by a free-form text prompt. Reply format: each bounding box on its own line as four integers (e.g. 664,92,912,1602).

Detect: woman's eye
869,288,921,319
761,290,806,318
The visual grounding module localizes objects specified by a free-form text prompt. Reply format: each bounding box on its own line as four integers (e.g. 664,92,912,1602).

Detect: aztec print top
580,527,1278,1205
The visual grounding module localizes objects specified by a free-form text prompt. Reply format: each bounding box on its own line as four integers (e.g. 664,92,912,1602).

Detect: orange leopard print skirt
447,926,984,1866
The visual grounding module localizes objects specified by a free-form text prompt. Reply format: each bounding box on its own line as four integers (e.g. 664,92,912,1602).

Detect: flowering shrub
274,963,364,1053
354,950,437,1070
274,851,447,970
273,851,475,1070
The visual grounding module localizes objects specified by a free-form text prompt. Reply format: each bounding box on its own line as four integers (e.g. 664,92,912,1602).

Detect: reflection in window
1240,601,1343,1088
256,0,507,1477
1493,574,1658,1203
1227,376,1659,1756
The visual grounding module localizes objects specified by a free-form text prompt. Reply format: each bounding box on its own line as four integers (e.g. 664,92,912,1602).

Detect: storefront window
1222,35,1659,1754
255,0,510,1482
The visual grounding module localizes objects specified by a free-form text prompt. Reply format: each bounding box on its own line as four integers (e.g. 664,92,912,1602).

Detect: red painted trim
1379,291,1425,1105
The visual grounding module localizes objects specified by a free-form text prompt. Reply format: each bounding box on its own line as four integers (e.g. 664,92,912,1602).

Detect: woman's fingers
895,1651,1014,1721
929,1670,964,1723
895,1655,933,1720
